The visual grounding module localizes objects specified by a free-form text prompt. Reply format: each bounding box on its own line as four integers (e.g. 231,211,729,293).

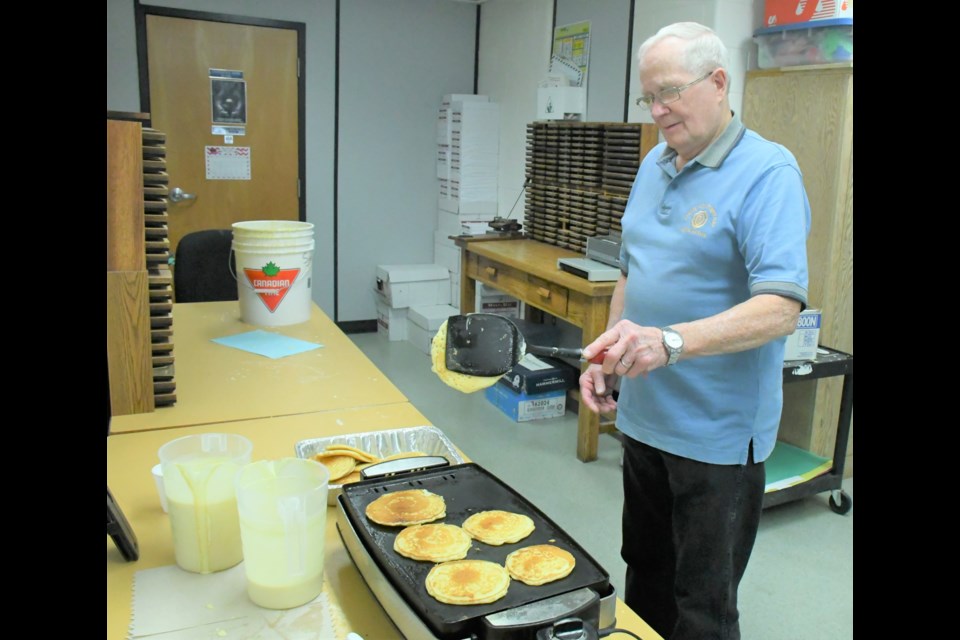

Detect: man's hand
582,320,668,379
579,364,619,414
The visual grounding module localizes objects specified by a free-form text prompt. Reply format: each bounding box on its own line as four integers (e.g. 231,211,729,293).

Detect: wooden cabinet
742,65,853,476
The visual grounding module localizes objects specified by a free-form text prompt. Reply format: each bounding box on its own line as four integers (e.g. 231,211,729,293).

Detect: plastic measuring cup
235,458,330,609
158,433,253,574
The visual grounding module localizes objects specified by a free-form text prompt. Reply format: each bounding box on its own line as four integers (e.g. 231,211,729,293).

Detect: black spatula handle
527,345,607,364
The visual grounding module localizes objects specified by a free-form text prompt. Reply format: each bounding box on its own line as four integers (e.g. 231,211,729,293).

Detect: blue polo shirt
616,114,810,465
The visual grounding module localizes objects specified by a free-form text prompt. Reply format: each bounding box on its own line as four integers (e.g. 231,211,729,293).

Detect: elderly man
579,22,811,640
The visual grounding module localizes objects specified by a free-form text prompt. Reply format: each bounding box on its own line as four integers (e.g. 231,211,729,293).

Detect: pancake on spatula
394,523,472,562
505,544,576,586
462,510,535,545
365,489,446,526
431,320,503,393
425,559,511,605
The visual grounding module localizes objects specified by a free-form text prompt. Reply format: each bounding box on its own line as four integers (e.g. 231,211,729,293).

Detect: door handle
170,187,197,203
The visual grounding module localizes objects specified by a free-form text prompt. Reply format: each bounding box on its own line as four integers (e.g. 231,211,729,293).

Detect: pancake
321,444,380,463
505,544,576,586
310,453,356,482
462,510,535,546
394,523,473,562
431,320,503,393
365,489,446,526
425,559,511,605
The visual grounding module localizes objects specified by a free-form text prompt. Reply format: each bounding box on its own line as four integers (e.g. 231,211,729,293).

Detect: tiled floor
349,331,854,639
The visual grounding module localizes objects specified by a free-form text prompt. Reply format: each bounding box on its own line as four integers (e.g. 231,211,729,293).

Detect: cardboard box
484,384,567,422
449,272,460,310
376,301,408,341
500,354,580,395
437,210,492,238
784,308,822,361
375,264,451,309
406,304,458,355
476,283,521,319
762,0,852,28
754,19,852,68
433,233,461,275
537,86,586,120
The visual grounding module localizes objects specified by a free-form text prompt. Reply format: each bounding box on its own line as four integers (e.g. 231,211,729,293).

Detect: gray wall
108,0,767,324
338,0,477,322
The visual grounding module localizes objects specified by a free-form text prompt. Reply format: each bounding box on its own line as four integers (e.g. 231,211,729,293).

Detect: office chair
173,229,238,303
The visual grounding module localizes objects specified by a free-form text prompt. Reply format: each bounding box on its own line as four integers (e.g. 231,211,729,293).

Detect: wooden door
142,12,302,260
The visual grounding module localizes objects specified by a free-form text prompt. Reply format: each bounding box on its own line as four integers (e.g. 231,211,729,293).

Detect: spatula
444,313,606,377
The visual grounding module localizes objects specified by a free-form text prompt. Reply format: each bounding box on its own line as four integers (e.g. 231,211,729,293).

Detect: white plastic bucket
232,223,314,326
232,220,314,240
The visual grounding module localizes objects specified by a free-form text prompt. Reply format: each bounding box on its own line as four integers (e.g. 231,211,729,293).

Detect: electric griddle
336,460,617,640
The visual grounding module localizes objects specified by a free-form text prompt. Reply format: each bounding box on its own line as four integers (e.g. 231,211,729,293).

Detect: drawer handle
537,287,551,299
485,266,497,277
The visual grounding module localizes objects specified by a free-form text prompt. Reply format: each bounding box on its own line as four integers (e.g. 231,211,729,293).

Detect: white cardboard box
406,304,459,355
477,282,521,319
376,301,408,341
784,308,822,361
437,210,492,238
434,233,461,275
375,264,451,309
449,271,461,310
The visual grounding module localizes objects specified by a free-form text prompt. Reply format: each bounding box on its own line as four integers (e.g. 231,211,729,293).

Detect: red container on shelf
762,0,852,28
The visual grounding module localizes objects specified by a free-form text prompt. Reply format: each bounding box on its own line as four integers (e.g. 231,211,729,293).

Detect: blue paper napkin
211,330,323,359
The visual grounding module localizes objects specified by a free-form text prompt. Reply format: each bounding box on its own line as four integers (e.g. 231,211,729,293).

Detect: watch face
665,331,683,349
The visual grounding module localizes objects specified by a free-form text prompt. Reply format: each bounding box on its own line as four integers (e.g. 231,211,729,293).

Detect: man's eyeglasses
635,70,715,110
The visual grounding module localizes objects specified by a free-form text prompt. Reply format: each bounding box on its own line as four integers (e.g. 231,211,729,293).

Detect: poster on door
206,146,251,180
210,69,247,125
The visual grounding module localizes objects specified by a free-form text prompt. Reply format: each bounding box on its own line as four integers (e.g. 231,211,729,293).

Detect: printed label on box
784,309,821,361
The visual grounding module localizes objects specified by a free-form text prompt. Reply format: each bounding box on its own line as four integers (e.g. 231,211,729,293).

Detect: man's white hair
636,22,729,78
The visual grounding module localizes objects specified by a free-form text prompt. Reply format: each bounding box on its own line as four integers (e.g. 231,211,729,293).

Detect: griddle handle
359,455,450,480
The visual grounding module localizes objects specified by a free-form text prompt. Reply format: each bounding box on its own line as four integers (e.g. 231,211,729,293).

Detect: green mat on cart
764,441,832,493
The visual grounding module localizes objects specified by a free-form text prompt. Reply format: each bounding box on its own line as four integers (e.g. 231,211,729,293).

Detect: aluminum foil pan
294,426,465,505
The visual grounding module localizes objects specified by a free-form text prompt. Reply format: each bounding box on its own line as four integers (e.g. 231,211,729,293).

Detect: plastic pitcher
158,433,253,574
235,458,330,609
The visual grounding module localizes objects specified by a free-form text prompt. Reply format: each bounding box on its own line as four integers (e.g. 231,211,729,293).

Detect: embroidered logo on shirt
681,204,717,237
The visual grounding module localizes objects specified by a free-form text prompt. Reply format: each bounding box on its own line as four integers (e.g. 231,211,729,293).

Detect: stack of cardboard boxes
374,264,451,342
435,94,501,309
485,354,580,422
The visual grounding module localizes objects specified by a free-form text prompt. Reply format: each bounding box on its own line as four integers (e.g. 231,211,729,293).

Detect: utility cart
763,346,853,514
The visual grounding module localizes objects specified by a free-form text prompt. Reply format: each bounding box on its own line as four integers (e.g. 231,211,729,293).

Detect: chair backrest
174,230,238,303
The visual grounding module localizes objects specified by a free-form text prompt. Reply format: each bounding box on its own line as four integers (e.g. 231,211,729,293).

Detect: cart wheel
828,491,852,515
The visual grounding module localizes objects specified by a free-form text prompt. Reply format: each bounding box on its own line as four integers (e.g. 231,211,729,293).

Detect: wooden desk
455,238,616,462
110,301,408,434
107,406,663,640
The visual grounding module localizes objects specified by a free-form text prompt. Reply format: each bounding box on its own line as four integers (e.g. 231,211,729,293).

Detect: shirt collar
657,112,746,170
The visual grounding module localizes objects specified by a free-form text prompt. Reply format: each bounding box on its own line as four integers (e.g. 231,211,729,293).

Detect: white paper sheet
130,564,349,639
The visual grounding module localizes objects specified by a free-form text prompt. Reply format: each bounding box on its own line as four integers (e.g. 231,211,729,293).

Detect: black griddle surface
338,463,609,639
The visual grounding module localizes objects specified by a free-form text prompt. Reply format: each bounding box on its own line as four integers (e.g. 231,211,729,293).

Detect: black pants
621,436,765,640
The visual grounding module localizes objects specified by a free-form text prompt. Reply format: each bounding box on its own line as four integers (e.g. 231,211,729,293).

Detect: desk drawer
472,256,569,317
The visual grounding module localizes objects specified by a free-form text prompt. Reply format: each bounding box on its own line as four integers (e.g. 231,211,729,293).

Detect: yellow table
455,238,617,462
107,406,662,640
110,301,408,434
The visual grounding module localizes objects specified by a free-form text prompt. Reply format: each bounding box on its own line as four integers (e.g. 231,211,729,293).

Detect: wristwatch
661,326,684,366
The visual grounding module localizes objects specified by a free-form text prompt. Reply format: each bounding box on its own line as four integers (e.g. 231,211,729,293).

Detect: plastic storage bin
754,18,852,69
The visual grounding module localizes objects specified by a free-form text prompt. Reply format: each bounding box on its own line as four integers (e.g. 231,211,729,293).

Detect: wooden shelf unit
523,121,658,252
106,112,177,416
